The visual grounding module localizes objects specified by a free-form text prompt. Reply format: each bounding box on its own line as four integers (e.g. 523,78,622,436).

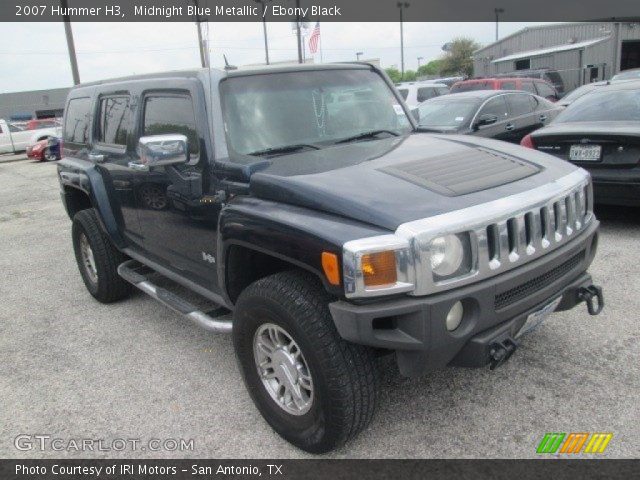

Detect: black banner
1,0,640,22
0,459,638,480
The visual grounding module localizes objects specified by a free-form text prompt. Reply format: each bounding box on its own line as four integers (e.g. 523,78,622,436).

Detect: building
473,22,640,93
0,87,70,121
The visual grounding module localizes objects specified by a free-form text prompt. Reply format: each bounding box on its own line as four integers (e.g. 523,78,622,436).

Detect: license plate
516,297,562,338
569,144,601,161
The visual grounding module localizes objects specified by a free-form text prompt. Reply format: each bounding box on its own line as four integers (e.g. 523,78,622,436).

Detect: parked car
396,82,450,106
27,136,61,161
557,81,610,107
425,76,465,88
416,90,561,142
611,68,640,81
451,77,560,101
25,118,61,130
521,80,640,206
496,69,565,97
0,118,61,154
58,64,603,453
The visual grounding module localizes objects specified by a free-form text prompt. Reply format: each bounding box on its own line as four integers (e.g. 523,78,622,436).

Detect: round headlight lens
430,234,464,277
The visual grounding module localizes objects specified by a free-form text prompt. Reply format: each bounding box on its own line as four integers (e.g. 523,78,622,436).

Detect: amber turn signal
361,251,397,286
321,252,341,286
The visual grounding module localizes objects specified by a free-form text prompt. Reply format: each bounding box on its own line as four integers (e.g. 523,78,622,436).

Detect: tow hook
489,338,518,370
578,285,604,315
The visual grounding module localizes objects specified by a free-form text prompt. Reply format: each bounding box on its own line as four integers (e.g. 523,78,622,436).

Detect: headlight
429,233,473,281
343,235,415,298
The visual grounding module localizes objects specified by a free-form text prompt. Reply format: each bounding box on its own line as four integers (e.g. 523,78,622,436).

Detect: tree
384,67,402,83
417,59,442,78
439,37,480,78
403,70,417,81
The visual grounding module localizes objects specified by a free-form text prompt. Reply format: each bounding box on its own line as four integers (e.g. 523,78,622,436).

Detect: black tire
233,270,378,453
71,209,132,303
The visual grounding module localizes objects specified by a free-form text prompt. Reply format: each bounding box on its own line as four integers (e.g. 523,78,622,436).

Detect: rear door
504,93,538,142
473,95,511,141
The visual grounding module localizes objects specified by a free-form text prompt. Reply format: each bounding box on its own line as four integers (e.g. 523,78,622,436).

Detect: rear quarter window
63,97,92,145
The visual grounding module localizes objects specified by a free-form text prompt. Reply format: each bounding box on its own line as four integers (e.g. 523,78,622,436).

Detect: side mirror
137,134,189,167
474,114,498,130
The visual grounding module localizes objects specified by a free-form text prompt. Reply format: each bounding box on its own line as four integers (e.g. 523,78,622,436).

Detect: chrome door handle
88,153,105,163
128,162,149,172
505,124,515,131
539,115,548,122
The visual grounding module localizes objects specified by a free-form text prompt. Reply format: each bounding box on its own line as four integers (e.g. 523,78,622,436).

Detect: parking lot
0,156,638,459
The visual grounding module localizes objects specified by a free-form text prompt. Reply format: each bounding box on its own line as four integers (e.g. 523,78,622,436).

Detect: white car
395,82,450,107
0,118,61,154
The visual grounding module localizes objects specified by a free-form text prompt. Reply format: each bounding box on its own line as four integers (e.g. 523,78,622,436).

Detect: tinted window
536,82,556,98
520,81,536,93
143,95,199,157
478,96,509,119
417,87,436,102
500,81,516,90
97,96,130,145
508,94,535,116
555,89,640,123
63,97,91,145
436,87,449,96
417,98,478,129
397,88,409,100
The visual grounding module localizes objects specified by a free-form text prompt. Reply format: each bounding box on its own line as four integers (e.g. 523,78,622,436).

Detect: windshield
417,98,477,129
220,69,412,157
554,89,640,123
612,69,640,81
560,85,598,104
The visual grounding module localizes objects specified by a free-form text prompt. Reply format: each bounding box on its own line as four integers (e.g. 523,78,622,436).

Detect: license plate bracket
569,144,601,162
516,296,562,338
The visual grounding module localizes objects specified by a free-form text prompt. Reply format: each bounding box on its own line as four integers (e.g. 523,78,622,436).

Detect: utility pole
295,0,303,64
397,2,409,80
417,56,423,68
193,0,209,68
255,0,272,64
356,51,363,61
61,0,80,85
494,8,504,42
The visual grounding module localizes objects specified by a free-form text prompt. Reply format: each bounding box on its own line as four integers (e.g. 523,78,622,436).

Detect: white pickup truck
0,119,61,154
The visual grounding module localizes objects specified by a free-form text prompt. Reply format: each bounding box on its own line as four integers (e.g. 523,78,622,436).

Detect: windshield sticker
393,104,406,116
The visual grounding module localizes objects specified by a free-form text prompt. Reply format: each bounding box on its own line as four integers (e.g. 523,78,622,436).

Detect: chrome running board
117,259,232,333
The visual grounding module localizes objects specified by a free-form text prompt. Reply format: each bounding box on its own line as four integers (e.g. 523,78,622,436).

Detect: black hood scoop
378,147,540,196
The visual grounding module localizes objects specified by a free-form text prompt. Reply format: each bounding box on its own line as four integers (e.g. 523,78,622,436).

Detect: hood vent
379,148,540,196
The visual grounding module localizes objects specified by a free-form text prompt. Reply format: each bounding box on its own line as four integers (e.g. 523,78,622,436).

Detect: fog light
446,301,464,331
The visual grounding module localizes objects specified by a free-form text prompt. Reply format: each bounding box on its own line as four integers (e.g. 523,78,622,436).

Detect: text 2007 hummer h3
57,63,603,453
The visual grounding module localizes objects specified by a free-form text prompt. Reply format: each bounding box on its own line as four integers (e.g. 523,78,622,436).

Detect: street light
356,51,364,61
494,8,504,42
397,2,409,80
417,56,423,68
254,0,272,65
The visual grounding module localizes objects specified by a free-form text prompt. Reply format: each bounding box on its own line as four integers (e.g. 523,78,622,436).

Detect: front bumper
329,220,600,377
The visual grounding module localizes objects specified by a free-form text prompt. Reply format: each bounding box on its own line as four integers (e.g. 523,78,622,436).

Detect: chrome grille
396,169,593,297
479,183,590,274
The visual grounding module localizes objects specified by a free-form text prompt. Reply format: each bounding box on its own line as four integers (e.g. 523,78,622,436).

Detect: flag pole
319,23,324,63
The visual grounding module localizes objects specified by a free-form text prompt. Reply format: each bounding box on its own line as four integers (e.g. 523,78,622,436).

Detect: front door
474,95,512,141
132,88,221,291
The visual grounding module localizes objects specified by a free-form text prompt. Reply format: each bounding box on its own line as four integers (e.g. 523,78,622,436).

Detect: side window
417,87,435,103
520,81,536,93
436,87,449,96
63,97,92,145
143,95,200,159
97,96,130,146
397,89,409,100
478,96,509,120
507,94,535,117
500,81,516,90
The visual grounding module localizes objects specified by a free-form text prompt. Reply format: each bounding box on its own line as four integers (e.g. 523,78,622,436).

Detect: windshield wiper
334,129,400,144
248,143,320,157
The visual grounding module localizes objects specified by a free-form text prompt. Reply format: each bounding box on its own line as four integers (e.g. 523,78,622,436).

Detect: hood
532,121,640,138
248,134,578,231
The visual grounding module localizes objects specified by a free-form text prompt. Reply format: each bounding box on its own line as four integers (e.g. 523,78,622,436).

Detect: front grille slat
495,252,585,310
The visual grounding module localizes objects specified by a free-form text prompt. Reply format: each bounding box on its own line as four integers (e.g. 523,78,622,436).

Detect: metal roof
491,37,610,64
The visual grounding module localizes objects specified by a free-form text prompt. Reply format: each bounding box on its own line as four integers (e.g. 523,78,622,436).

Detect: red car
26,138,59,161
451,77,560,101
25,118,60,130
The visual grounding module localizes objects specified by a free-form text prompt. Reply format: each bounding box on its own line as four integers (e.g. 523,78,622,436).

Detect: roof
431,90,512,100
491,37,610,64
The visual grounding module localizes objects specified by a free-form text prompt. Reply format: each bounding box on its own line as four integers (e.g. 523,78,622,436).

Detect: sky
0,22,552,93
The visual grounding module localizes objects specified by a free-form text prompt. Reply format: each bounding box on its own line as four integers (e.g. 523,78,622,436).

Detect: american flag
309,22,321,54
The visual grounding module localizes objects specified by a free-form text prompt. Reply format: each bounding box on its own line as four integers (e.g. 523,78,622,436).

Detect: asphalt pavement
0,158,638,458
